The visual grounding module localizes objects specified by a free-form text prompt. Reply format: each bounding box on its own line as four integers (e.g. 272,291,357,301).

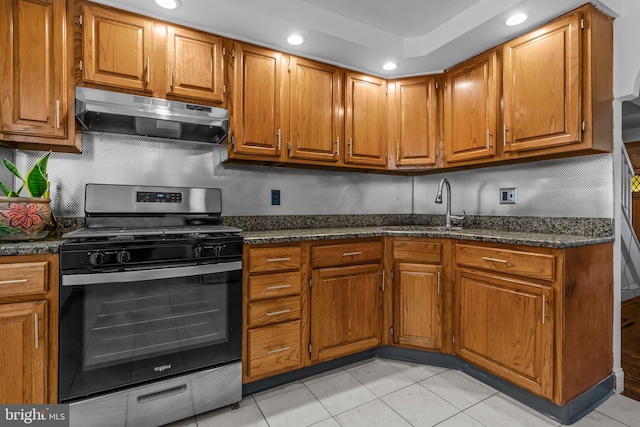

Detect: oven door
59,261,242,403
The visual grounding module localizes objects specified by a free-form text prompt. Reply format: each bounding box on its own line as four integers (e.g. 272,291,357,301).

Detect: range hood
75,87,228,143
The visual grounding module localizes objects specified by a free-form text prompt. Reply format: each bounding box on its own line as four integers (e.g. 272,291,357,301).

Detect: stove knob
89,252,105,265
116,250,131,264
193,247,204,258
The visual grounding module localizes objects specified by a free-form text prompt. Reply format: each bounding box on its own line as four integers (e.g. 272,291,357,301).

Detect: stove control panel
136,191,183,203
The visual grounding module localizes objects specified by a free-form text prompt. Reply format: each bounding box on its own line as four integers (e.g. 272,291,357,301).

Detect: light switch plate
500,187,517,204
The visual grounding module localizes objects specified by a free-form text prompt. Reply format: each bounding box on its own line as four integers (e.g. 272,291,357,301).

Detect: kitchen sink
382,225,463,232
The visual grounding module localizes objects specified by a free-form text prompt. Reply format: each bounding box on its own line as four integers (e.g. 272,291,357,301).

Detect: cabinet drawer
311,241,382,268
248,246,302,273
247,320,301,378
248,271,302,301
0,262,48,297
392,240,442,263
456,244,555,282
248,297,301,328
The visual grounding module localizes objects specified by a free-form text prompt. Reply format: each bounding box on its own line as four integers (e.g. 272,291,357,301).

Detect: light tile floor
163,358,640,427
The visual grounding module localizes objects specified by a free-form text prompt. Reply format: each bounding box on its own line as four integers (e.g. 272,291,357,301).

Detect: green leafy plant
0,152,51,198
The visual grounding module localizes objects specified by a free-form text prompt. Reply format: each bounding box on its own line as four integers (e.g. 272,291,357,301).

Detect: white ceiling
91,0,620,78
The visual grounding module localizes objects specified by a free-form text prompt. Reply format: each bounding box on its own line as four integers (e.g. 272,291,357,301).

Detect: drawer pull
342,251,362,256
266,346,290,355
0,279,28,285
266,309,291,317
542,295,546,324
266,284,292,290
34,313,39,349
482,256,508,264
437,272,441,295
267,257,291,262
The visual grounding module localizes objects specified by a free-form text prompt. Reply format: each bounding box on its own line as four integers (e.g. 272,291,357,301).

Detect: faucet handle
450,211,465,227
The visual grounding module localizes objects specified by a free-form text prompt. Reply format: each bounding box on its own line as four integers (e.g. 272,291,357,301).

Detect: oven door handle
61,261,242,287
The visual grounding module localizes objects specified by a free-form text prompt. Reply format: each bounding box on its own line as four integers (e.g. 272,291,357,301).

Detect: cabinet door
345,73,387,167
503,13,581,153
311,264,382,363
393,263,442,350
391,76,438,167
167,26,224,104
456,270,553,399
445,51,497,163
82,3,153,91
0,301,47,404
0,0,67,138
229,43,286,159
288,57,341,163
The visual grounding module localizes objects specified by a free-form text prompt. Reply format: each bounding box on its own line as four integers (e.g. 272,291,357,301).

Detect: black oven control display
136,191,183,203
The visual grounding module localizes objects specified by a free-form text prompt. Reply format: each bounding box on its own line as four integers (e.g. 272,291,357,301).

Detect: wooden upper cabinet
0,301,47,404
82,3,153,91
345,72,387,167
166,26,225,104
390,76,439,168
288,57,342,163
229,42,287,159
0,0,67,139
445,50,498,163
503,12,581,153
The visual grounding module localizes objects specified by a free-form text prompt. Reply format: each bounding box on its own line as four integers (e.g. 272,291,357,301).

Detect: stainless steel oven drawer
68,362,242,427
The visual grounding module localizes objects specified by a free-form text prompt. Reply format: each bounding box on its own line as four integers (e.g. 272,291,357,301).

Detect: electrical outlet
271,189,281,205
500,188,517,204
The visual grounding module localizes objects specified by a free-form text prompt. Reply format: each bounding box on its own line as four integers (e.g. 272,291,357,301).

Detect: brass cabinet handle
267,257,291,262
266,309,291,317
266,284,292,290
277,129,281,151
55,100,61,129
503,124,508,146
169,62,173,87
482,256,508,263
147,57,150,84
487,129,492,149
34,313,39,349
349,138,353,158
0,279,28,285
542,295,546,324
437,272,441,295
266,346,290,355
342,251,362,256
396,143,400,163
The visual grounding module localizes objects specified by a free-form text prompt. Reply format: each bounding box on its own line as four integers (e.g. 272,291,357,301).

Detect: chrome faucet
435,178,465,227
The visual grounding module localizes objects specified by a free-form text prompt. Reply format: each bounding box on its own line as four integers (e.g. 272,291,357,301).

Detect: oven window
59,268,241,402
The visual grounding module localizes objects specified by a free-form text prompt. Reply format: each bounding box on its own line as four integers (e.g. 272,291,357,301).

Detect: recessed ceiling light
155,0,181,10
287,34,305,46
382,62,397,71
506,13,528,26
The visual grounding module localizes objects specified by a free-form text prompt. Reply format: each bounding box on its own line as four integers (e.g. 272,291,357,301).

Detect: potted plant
0,152,52,240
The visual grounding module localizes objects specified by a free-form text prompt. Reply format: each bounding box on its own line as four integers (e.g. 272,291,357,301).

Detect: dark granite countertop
242,226,614,248
0,214,614,257
0,237,64,256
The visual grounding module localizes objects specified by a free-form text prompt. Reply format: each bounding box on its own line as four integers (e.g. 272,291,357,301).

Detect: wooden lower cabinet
310,263,382,362
0,301,47,404
393,263,442,350
0,254,58,404
456,269,553,399
241,238,612,408
243,243,307,383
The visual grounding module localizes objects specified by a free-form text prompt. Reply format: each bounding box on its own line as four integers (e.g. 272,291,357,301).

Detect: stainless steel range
59,184,243,427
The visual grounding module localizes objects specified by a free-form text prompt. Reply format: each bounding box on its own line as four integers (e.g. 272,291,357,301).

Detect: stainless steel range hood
75,87,228,143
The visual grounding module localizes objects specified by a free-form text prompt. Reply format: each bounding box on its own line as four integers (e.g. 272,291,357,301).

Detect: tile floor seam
301,380,345,421
593,409,633,427
253,399,272,427
432,411,489,427
378,394,440,427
